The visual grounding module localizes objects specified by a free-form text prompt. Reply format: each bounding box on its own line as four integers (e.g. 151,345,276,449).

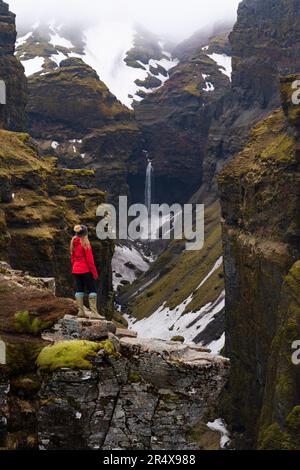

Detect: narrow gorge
0,0,300,454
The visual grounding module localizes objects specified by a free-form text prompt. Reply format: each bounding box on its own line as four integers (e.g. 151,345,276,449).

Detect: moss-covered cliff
0,129,114,304
0,0,27,131
26,57,140,204
202,0,300,200
219,74,300,449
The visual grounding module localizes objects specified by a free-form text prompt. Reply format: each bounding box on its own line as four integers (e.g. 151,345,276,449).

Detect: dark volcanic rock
218,74,300,449
0,129,113,303
37,337,229,450
0,0,27,131
27,58,140,203
27,58,131,138
130,48,231,204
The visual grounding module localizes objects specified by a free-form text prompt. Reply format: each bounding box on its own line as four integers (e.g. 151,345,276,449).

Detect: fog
8,0,241,42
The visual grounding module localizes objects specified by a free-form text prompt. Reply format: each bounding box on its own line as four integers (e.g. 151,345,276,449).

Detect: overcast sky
9,0,241,42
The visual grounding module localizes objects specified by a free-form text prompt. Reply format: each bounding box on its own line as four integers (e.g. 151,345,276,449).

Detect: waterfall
145,160,153,214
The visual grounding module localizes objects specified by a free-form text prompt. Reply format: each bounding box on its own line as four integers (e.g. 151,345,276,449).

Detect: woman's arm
84,246,99,280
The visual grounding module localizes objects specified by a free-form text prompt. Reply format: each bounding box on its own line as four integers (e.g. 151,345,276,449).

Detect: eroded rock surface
0,0,27,130
37,335,229,450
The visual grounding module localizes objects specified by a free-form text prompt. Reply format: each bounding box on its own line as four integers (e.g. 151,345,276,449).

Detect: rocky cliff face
219,74,300,449
0,262,77,449
201,0,300,199
130,34,231,204
27,57,140,203
0,264,229,450
119,201,225,352
0,0,27,130
0,129,113,304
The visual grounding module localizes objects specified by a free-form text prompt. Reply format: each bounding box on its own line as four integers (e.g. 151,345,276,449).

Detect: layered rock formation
201,0,300,198
0,262,77,449
0,129,113,303
27,58,140,203
130,36,231,204
218,74,300,449
37,337,229,450
0,263,229,450
0,0,27,130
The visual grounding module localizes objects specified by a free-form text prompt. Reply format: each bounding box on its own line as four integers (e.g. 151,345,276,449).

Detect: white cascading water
145,160,153,214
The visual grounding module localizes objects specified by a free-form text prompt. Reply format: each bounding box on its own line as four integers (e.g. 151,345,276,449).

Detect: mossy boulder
37,339,116,371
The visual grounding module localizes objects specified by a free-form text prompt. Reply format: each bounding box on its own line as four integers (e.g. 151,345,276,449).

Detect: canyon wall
202,0,300,198
219,74,300,449
0,0,27,130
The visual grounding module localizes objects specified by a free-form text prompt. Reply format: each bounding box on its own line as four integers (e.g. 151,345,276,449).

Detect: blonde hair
70,231,91,253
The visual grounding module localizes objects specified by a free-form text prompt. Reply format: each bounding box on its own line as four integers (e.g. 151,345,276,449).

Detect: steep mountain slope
26,57,139,204
200,0,300,199
0,0,113,307
0,129,113,303
218,74,300,449
15,21,178,109
129,32,232,204
119,202,225,353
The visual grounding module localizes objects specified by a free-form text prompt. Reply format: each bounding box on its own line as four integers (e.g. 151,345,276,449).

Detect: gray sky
9,0,241,42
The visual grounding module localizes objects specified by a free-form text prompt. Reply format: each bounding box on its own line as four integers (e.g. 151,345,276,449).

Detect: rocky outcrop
0,129,113,303
218,74,300,449
0,263,229,450
0,262,77,449
37,335,229,450
27,58,132,139
0,0,27,131
201,0,300,199
27,58,140,203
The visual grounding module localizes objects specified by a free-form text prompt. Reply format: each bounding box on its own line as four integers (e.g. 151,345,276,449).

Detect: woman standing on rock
70,225,104,320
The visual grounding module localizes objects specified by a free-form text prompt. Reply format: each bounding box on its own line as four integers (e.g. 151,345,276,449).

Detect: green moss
286,406,300,444
14,311,51,336
37,340,112,371
128,372,144,384
171,336,185,343
183,82,202,97
162,393,180,402
259,423,291,450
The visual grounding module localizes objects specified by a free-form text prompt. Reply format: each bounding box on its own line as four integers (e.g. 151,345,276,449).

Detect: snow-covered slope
125,259,225,354
112,243,151,290
16,21,178,109
118,202,225,354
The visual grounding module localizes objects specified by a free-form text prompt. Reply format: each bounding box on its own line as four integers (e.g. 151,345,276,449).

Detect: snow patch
125,257,224,346
51,141,59,150
21,57,45,76
16,32,33,48
203,81,215,92
207,53,232,80
82,22,178,108
207,333,225,355
207,418,231,449
49,27,74,49
50,51,67,66
113,244,150,289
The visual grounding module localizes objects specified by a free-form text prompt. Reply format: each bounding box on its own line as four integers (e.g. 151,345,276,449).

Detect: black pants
74,273,97,295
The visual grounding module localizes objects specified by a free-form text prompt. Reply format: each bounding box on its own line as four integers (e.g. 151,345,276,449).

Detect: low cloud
9,0,240,42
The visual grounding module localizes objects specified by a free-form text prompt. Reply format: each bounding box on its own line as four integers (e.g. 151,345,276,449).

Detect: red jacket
71,237,99,280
